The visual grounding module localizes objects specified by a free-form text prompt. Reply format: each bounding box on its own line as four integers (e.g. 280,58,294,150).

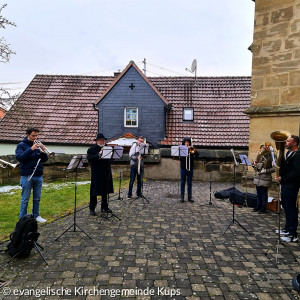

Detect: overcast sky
0,0,255,94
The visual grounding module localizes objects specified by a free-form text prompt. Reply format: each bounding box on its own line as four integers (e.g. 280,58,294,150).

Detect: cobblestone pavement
1,180,300,299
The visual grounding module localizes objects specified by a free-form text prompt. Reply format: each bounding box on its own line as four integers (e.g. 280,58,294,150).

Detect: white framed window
124,107,138,127
183,108,194,121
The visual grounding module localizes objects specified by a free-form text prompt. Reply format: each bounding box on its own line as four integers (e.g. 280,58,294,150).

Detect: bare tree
0,3,16,63
0,88,19,110
0,3,17,111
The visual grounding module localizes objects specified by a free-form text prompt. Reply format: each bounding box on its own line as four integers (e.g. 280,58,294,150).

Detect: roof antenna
143,58,146,76
185,59,197,86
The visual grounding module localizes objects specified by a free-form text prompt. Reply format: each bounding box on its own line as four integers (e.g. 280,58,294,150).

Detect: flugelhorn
34,140,55,156
270,130,291,176
0,158,18,168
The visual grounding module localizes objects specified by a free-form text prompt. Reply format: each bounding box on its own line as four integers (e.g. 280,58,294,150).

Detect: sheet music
231,148,239,166
112,146,124,159
66,155,86,170
171,145,188,157
269,146,277,167
139,143,149,155
102,146,113,159
239,154,251,166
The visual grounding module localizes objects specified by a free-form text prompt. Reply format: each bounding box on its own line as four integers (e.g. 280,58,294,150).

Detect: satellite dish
185,59,198,86
191,59,197,73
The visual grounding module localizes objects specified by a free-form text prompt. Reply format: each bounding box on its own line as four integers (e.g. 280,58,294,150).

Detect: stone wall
246,0,300,160
0,150,248,186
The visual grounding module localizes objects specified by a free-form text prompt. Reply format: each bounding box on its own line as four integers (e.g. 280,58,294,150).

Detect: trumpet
189,146,197,154
0,158,18,169
34,140,55,156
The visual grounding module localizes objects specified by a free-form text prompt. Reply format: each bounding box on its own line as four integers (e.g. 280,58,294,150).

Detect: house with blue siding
95,61,169,148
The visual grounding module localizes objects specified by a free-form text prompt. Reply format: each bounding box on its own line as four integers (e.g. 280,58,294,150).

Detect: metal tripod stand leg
199,172,220,208
221,164,252,236
98,211,121,222
55,166,92,240
6,240,48,265
55,222,92,240
33,241,48,265
130,168,149,207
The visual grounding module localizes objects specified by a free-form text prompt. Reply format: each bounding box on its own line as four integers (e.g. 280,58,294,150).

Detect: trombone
0,158,18,169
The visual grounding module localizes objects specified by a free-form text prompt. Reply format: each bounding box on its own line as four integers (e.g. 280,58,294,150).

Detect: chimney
114,71,121,77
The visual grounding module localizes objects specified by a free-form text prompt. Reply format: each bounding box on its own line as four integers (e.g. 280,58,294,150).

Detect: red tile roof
0,108,6,119
0,73,250,147
150,77,251,147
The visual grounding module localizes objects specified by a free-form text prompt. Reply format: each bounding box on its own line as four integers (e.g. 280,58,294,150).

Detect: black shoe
101,208,112,214
180,195,184,202
258,210,266,214
137,194,143,198
90,210,96,216
253,208,260,212
188,196,194,203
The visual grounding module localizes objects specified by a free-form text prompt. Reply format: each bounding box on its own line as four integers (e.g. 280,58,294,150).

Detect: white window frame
183,108,194,121
124,107,138,127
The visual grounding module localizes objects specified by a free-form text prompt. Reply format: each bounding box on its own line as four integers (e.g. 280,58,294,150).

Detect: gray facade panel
97,67,166,147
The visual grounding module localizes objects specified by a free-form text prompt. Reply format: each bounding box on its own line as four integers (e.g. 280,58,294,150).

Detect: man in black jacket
180,137,199,203
15,127,48,223
87,133,114,216
276,135,300,243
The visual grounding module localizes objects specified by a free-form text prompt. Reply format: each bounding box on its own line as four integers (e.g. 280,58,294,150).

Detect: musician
87,133,114,215
15,127,48,223
127,136,145,199
276,135,300,243
180,137,199,203
252,144,275,213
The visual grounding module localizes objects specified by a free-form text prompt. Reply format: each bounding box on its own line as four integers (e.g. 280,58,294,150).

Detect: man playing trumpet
15,127,48,223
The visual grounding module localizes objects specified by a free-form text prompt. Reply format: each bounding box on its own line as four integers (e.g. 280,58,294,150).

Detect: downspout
93,103,99,133
164,104,172,139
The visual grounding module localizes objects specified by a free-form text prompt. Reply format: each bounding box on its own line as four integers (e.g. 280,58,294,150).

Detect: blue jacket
15,138,48,176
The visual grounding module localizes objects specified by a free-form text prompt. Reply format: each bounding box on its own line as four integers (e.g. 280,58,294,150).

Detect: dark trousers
128,167,142,197
180,169,193,196
89,194,108,211
281,186,299,237
255,186,268,212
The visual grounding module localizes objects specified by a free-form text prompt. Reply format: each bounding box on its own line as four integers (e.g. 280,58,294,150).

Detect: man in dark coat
87,133,114,215
179,137,199,203
15,127,48,222
276,135,300,243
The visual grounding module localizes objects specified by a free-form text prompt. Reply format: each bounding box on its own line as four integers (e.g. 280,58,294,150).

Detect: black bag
5,214,39,258
214,187,239,199
229,191,257,208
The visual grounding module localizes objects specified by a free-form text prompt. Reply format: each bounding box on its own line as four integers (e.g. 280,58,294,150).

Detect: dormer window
183,108,194,121
125,107,138,127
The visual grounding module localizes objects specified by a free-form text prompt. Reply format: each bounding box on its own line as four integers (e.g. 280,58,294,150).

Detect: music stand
130,143,150,206
98,146,122,221
239,154,251,207
111,146,126,204
199,172,220,208
221,149,252,236
55,155,92,240
171,145,188,200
